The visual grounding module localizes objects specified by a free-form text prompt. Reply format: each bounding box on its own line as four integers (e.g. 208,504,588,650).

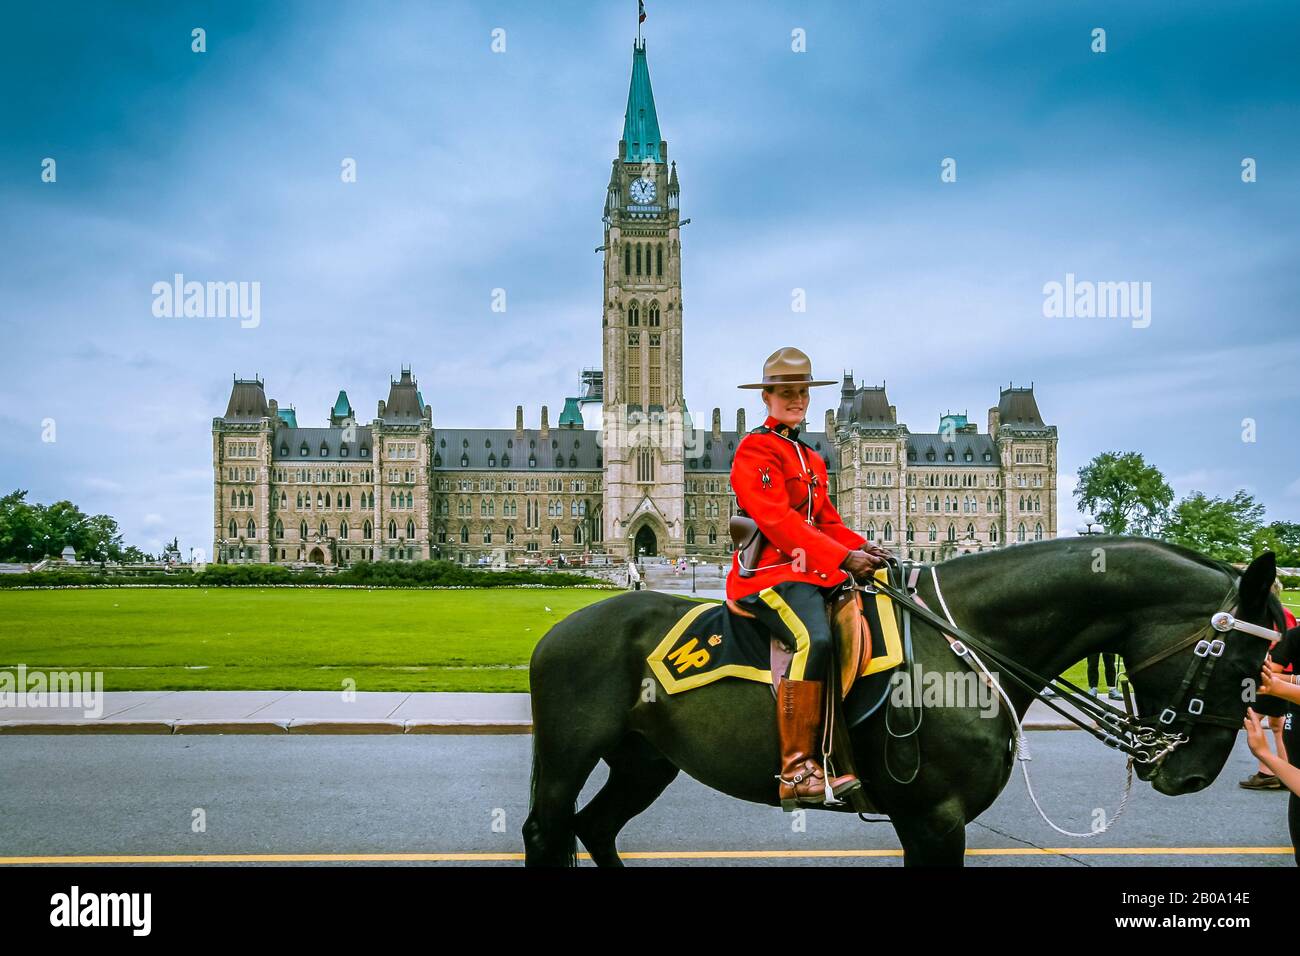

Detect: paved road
0,732,1293,866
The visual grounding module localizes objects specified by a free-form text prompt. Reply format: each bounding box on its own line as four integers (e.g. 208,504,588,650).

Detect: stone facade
211,38,1058,566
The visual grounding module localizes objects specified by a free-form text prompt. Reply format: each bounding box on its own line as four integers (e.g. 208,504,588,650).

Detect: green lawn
0,588,617,692
2,588,1294,694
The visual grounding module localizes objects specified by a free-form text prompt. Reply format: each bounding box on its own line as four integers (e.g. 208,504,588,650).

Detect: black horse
523,537,1284,866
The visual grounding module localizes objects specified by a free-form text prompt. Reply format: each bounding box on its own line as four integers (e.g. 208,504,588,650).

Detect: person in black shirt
1247,622,1300,865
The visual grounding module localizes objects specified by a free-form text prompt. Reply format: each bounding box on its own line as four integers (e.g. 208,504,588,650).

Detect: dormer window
460,454,469,467
300,443,309,457
320,444,329,457
964,451,972,462
280,445,289,456
501,454,510,467
945,450,954,461
361,446,370,457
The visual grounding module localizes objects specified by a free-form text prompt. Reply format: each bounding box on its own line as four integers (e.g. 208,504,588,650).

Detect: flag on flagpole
639,0,646,24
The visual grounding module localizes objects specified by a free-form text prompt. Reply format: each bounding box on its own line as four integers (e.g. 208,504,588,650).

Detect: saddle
725,584,873,699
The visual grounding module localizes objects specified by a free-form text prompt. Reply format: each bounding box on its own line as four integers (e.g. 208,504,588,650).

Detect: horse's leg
522,727,605,867
574,734,680,867
890,800,969,867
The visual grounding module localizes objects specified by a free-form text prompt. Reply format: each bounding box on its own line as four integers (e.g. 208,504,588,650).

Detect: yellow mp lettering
667,638,711,674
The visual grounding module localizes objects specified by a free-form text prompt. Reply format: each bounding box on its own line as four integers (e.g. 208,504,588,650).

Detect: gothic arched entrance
633,525,658,558
308,547,325,564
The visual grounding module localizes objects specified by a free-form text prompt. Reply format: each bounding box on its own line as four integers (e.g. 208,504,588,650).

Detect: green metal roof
558,396,584,427
332,390,351,417
277,407,298,428
416,390,426,413
622,40,662,163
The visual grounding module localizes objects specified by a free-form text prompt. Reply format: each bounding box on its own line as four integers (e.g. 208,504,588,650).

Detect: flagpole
637,0,642,46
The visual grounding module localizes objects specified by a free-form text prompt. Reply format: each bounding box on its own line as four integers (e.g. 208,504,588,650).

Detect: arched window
628,302,639,327
231,490,237,507
299,521,308,540
324,492,331,508
363,520,372,540
1017,523,1026,543
345,492,351,508
1034,523,1043,541
686,526,695,544
656,244,663,276
884,522,893,541
928,523,937,542
388,519,398,540
339,521,349,540
966,523,975,539
623,245,630,275
635,244,642,275
947,524,956,542
649,302,660,326
708,526,717,545
906,523,914,543
246,519,256,539
275,519,284,539
407,519,416,539
390,492,397,508
866,522,876,542
574,526,583,544
460,525,469,543
551,527,560,544
990,524,999,543
228,518,237,538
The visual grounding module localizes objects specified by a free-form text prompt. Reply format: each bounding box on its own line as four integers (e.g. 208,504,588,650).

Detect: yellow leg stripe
757,588,812,681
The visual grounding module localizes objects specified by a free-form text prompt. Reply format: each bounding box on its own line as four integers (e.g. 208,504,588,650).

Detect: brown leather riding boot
776,678,861,811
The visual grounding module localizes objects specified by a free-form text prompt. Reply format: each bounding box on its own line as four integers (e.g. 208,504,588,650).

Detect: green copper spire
558,396,584,427
622,40,662,163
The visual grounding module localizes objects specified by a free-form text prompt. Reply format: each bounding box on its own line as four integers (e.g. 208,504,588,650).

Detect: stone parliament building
212,39,1058,567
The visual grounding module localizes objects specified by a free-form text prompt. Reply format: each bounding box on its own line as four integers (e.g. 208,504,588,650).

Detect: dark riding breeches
737,581,836,683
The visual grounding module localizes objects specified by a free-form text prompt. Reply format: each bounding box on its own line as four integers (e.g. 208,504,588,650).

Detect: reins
845,557,1272,838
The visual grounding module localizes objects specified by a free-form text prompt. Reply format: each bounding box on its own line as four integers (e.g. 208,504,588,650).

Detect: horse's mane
939,534,1242,582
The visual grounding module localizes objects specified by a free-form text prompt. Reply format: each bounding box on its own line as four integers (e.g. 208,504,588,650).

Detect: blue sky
2,0,1298,555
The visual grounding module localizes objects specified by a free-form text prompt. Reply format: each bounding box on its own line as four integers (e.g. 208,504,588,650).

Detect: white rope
928,566,1134,838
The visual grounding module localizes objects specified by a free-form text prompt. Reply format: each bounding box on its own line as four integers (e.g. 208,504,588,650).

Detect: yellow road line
0,846,1292,864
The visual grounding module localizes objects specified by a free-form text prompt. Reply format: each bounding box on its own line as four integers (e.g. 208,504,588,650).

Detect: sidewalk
0,690,1084,735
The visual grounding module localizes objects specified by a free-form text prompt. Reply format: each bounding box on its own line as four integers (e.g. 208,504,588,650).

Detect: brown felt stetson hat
738,347,836,389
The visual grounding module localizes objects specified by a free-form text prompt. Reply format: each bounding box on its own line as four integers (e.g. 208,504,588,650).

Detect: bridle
855,560,1279,767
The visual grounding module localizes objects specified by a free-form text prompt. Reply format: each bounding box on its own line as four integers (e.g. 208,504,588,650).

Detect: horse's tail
523,638,580,867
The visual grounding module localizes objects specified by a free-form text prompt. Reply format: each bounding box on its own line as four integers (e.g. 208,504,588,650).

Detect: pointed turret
329,390,354,427
621,41,662,163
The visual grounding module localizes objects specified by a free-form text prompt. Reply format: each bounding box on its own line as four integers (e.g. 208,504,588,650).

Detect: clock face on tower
630,177,656,204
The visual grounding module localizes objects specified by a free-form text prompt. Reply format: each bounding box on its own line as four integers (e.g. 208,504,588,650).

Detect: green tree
1074,452,1174,535
1262,521,1300,566
1163,490,1265,562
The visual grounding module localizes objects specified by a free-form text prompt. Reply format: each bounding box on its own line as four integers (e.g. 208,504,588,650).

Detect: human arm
732,437,853,574
1245,709,1300,795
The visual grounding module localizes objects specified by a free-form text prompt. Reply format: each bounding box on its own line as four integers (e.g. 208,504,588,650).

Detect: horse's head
1128,551,1283,795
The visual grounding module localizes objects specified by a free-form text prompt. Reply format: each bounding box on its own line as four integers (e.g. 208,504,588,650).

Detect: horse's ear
1238,551,1277,607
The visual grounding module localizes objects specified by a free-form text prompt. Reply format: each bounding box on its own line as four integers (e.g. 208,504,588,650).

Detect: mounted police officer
728,347,888,809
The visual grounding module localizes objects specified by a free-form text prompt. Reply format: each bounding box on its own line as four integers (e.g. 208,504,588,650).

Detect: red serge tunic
725,415,866,601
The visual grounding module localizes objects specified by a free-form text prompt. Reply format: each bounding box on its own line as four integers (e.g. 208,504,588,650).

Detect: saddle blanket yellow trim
647,570,903,695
